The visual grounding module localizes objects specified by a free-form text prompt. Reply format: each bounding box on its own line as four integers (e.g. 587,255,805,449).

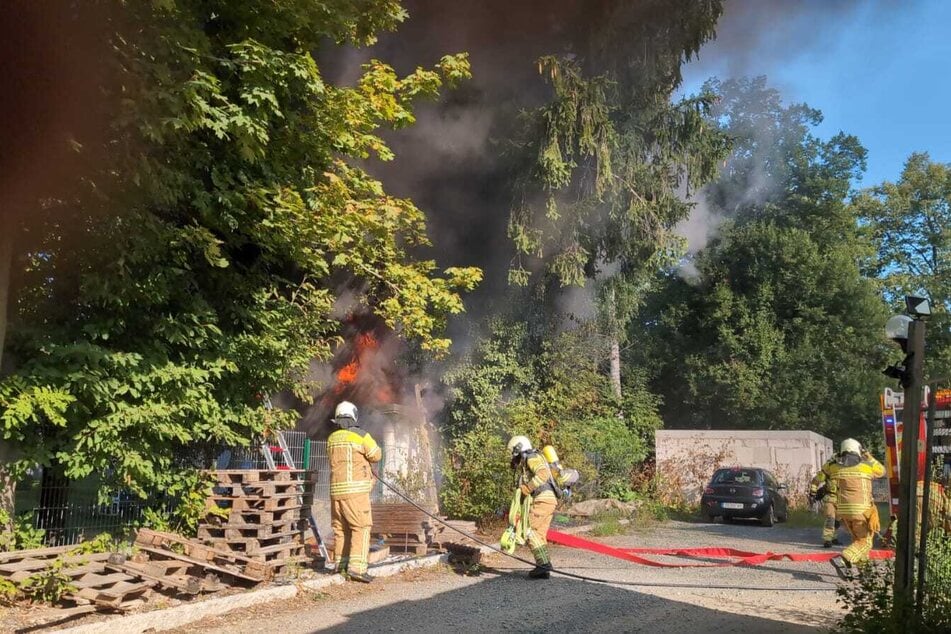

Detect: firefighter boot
529,563,553,579
823,541,832,548
348,571,374,584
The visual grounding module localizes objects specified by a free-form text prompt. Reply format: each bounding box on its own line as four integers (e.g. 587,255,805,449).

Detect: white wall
655,429,835,501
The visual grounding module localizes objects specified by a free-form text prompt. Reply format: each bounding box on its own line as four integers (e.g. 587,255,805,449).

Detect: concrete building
655,429,834,503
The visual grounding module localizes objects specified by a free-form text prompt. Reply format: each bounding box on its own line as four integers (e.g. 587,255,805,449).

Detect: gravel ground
170,520,849,634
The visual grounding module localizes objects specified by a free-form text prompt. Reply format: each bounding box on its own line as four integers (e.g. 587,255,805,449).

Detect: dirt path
170,520,847,633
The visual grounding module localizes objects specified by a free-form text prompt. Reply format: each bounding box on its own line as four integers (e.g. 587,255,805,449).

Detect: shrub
0,510,45,552
439,320,661,519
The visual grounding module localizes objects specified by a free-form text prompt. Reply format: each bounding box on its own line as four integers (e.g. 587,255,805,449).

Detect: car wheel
701,510,716,523
760,504,776,527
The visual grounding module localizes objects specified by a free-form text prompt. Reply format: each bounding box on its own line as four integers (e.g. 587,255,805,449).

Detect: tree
504,1,730,398
0,0,480,514
629,78,889,443
854,153,951,372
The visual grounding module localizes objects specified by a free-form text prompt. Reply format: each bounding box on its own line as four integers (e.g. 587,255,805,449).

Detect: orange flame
330,328,396,404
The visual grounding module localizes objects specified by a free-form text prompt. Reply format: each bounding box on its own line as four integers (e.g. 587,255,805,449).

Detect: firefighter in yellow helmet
328,401,381,583
508,435,557,579
829,438,885,566
810,458,842,547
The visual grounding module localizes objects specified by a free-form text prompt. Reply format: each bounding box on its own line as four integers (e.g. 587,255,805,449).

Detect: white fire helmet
334,401,358,426
507,435,532,456
841,438,862,455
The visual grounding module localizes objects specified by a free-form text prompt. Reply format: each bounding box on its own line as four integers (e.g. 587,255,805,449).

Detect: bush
439,320,661,519
836,532,951,634
0,510,45,552
836,561,899,634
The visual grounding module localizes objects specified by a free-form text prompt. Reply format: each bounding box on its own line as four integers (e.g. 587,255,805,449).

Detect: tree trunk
609,337,622,399
0,211,11,371
0,213,14,534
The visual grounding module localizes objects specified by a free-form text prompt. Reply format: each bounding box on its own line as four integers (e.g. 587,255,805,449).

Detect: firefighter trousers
332,494,373,575
841,515,873,564
822,499,837,542
527,495,557,566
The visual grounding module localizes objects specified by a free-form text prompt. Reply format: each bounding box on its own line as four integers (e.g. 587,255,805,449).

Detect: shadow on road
315,570,830,633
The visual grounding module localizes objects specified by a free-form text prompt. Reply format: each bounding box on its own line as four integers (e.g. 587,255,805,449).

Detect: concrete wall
655,429,834,502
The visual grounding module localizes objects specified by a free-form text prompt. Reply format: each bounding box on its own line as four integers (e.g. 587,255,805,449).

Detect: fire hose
371,474,882,591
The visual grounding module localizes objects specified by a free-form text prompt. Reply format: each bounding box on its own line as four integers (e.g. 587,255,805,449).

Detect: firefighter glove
520,484,532,496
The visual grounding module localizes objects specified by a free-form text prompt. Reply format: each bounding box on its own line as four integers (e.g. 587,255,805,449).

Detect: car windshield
712,469,761,485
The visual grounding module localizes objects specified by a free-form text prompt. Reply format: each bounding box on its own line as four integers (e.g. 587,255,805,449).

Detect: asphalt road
172,520,849,634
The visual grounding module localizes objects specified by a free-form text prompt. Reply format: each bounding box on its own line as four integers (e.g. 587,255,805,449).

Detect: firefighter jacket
828,452,885,519
810,460,839,502
328,426,382,500
519,451,557,502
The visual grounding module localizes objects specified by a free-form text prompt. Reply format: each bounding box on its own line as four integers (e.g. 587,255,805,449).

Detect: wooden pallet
0,545,72,564
105,559,218,595
209,493,310,513
0,551,113,584
375,533,428,556
135,528,271,581
212,505,303,526
65,571,153,610
444,542,483,566
212,469,306,484
197,519,307,541
213,480,311,497
203,535,304,558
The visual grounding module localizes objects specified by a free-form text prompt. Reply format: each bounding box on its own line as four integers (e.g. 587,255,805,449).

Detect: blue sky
678,0,951,187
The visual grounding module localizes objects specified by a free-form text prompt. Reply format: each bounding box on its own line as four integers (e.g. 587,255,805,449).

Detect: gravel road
172,520,849,634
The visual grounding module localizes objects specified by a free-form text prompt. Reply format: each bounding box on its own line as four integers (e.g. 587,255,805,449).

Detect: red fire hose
547,529,894,568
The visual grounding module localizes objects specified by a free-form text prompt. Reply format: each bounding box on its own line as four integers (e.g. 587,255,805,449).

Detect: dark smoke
324,0,723,333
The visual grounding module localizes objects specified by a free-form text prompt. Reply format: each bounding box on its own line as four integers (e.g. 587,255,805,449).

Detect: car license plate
721,502,744,509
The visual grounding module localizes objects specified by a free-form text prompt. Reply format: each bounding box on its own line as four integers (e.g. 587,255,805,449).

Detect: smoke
674,189,725,283
685,0,900,82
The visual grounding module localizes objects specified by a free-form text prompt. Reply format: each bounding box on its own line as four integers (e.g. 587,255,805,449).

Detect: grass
782,507,824,529
588,510,629,536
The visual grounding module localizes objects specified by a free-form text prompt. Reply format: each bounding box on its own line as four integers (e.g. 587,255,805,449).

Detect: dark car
700,467,789,526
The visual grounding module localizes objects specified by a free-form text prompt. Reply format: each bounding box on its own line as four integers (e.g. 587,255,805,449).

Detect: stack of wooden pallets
198,469,313,575
0,545,153,612
370,503,434,555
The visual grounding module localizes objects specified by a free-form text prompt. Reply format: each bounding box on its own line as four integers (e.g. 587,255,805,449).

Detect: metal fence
916,468,951,626
10,432,418,548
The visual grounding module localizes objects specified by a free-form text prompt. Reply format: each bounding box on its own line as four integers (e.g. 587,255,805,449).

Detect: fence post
303,438,312,472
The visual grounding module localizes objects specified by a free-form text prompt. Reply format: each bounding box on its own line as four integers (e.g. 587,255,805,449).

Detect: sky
678,0,951,187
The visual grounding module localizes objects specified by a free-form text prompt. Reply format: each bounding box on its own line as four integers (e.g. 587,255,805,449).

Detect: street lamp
883,297,929,615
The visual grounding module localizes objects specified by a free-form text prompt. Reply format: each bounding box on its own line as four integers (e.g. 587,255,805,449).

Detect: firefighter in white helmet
828,438,885,566
328,401,381,582
508,435,557,579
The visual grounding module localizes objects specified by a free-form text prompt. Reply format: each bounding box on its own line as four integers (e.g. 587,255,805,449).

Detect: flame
328,325,396,405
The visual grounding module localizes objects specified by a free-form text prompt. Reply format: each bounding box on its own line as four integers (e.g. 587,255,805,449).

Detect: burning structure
294,312,439,505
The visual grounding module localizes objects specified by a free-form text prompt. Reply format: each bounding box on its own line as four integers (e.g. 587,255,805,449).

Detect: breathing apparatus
542,445,580,497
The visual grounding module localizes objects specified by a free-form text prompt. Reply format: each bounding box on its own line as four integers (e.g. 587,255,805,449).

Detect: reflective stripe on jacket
520,452,557,501
328,427,382,499
810,458,841,500
830,453,885,519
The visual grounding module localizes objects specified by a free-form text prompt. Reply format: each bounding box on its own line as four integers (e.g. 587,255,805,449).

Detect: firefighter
508,435,557,579
328,401,381,583
810,459,841,547
829,438,885,566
